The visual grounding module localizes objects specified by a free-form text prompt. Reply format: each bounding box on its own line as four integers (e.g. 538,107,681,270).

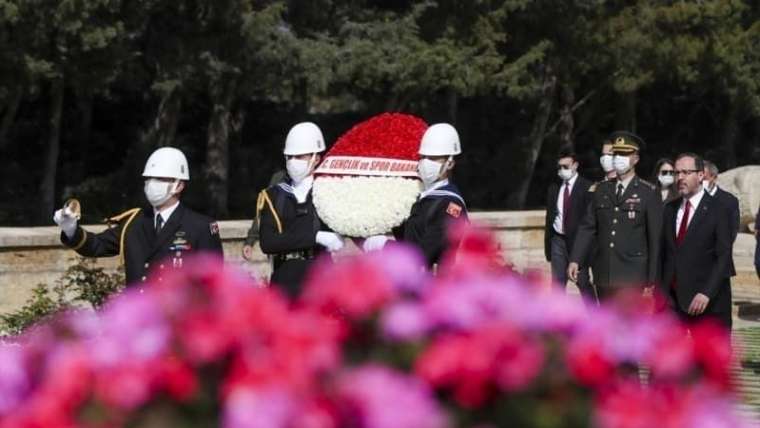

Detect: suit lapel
682,192,711,244
615,176,637,206
141,207,156,243
150,204,185,258
666,199,680,247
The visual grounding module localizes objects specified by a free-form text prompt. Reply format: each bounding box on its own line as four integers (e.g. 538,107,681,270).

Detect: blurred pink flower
0,344,30,415
336,364,448,428
380,302,430,341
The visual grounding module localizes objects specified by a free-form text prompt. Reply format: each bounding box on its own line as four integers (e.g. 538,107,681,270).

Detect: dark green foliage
0,258,124,336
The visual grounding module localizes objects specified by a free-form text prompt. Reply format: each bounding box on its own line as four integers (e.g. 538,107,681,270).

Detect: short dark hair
651,158,674,183
601,139,613,149
675,152,704,171
703,159,719,176
557,146,577,162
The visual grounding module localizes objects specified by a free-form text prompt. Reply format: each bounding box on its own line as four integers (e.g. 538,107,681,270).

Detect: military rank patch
210,222,220,236
446,202,462,218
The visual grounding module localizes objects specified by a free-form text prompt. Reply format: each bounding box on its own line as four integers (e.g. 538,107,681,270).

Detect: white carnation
313,176,421,238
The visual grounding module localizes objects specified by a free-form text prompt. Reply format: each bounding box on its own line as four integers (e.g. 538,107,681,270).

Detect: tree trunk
154,87,182,148
720,102,739,169
558,85,575,149
204,78,236,218
0,85,23,151
447,87,459,124
508,67,557,209
39,77,65,223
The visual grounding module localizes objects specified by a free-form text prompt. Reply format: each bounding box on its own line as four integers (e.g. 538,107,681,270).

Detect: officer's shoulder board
637,178,657,191
588,182,599,192
256,188,283,233
105,207,142,225
104,208,141,265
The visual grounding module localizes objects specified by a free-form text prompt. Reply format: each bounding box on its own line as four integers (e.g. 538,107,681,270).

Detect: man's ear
175,180,186,194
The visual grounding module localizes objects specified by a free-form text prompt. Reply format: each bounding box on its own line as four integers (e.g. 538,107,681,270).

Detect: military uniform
570,133,663,298
395,181,468,268
61,203,223,285
257,182,327,297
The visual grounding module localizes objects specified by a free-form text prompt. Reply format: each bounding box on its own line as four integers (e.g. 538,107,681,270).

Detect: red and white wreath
312,113,427,238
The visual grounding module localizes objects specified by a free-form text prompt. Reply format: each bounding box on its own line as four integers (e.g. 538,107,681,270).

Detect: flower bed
0,226,750,427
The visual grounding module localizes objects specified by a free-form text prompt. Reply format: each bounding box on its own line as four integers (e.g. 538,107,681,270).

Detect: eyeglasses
674,169,700,176
659,170,675,176
557,165,573,170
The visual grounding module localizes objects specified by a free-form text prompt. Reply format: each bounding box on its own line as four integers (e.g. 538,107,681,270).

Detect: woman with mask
394,123,468,269
257,122,344,297
54,147,224,286
652,158,678,203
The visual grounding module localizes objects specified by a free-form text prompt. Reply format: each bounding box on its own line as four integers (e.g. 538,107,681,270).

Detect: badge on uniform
628,211,635,220
210,222,220,236
446,202,462,218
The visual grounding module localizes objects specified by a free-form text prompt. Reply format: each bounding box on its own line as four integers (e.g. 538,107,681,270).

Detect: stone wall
0,211,546,314
1,210,757,315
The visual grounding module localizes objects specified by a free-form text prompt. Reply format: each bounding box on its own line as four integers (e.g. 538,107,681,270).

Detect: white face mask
144,179,176,207
658,174,675,187
418,158,446,187
286,155,314,184
613,155,631,175
557,167,575,181
600,154,614,173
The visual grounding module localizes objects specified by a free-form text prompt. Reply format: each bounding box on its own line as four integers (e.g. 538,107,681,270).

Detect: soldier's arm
243,219,259,246
569,191,596,264
61,225,121,258
646,191,664,287
258,191,317,254
197,221,224,255
418,201,457,267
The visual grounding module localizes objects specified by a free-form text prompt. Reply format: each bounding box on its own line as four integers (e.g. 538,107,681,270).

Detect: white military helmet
283,122,326,156
142,147,190,180
419,123,461,156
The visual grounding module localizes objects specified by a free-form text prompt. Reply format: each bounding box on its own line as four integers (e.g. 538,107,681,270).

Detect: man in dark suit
703,160,740,275
54,147,224,286
544,147,595,303
661,153,733,329
569,131,662,301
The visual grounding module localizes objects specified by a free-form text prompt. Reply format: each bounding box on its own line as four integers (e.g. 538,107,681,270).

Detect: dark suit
710,187,740,276
544,175,595,302
571,176,662,299
61,203,224,286
661,192,733,328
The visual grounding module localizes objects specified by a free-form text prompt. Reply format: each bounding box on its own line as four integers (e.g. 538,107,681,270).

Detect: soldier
53,147,224,286
241,169,286,261
258,122,344,297
393,123,468,269
568,131,663,300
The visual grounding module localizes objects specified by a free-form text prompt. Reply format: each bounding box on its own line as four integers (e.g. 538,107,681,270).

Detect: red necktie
562,183,571,233
676,200,691,246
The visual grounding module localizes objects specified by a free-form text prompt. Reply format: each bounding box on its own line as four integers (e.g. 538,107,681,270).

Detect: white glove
362,235,390,252
53,208,78,239
316,231,344,252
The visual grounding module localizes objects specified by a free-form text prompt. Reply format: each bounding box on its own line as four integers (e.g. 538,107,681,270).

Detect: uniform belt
274,249,316,263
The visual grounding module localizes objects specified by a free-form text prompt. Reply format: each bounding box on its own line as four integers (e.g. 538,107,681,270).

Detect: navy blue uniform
258,182,327,297
396,182,468,268
61,204,223,286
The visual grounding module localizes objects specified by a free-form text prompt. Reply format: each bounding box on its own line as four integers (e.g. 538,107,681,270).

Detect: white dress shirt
292,176,314,203
420,179,449,199
675,190,705,232
154,200,180,230
615,174,634,196
553,173,578,235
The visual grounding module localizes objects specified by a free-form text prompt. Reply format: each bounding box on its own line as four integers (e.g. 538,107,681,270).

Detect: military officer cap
609,131,644,155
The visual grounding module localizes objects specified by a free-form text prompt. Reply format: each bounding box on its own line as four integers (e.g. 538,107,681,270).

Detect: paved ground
732,277,760,425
